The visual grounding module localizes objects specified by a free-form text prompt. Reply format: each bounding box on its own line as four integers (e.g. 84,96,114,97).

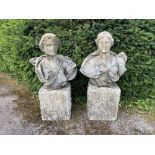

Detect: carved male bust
29,33,77,89
80,31,127,87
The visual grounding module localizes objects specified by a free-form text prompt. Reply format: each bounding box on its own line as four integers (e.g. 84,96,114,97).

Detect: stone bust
29,33,77,89
80,31,127,87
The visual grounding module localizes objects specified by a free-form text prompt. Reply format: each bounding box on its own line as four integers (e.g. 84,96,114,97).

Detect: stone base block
87,82,121,121
39,83,71,121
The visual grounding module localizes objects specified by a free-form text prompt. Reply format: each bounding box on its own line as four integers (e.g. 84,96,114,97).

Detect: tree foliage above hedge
0,19,155,103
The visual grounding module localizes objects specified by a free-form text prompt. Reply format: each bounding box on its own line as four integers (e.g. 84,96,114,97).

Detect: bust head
39,33,59,56
95,31,114,54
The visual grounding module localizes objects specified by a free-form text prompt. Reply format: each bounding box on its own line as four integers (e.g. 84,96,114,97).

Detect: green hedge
0,19,155,103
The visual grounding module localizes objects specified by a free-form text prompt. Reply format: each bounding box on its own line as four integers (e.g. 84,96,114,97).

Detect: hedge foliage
0,19,155,103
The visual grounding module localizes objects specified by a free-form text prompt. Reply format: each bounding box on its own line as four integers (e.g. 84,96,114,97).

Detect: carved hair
95,31,114,46
39,33,59,52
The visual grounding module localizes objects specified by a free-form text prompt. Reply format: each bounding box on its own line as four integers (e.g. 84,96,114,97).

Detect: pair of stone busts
30,32,127,89
30,32,127,121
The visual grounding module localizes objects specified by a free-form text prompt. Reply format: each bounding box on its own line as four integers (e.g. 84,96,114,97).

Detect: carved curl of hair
95,31,114,46
39,33,59,51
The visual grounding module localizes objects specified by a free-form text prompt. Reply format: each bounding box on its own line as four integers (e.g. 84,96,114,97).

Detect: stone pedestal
39,83,71,121
87,82,121,121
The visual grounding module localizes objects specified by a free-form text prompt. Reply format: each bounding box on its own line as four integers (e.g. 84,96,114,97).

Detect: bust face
97,37,112,54
43,37,58,56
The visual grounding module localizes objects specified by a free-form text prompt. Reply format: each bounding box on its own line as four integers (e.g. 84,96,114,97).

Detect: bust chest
42,57,62,73
96,55,118,73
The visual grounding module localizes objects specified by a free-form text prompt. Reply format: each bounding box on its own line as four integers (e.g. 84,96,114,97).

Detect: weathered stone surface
29,33,77,90
80,31,127,87
80,31,127,121
39,83,71,120
29,33,77,120
87,82,121,120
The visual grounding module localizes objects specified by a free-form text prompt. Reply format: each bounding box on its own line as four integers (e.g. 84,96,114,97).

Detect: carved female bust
80,31,127,87
29,33,77,89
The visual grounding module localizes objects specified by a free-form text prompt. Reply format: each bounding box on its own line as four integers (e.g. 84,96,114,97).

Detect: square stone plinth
39,83,71,121
87,82,121,121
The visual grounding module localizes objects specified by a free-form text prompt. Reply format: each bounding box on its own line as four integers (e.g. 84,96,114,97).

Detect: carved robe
80,51,127,87
30,54,77,89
